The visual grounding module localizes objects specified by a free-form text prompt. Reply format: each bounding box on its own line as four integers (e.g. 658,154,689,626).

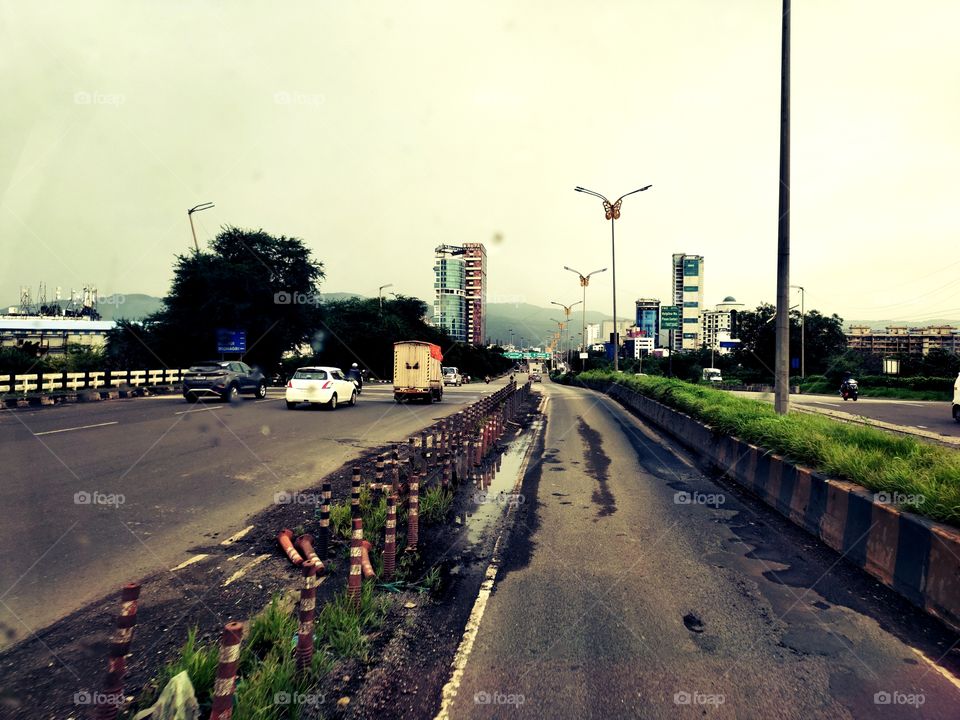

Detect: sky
2,1,959,325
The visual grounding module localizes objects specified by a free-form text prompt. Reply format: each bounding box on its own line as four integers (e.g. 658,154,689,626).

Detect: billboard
683,258,700,276
216,329,246,354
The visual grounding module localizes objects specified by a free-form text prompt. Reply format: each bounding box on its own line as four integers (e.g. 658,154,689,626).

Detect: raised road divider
0,368,190,407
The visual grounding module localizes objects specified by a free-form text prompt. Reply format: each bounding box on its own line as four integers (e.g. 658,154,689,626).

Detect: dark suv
182,361,267,402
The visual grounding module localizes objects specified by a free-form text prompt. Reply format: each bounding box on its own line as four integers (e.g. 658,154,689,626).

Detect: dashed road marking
222,554,271,586
174,405,225,416
33,421,119,436
170,554,209,571
221,525,255,545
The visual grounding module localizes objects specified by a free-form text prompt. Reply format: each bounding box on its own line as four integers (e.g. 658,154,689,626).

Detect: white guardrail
0,369,190,395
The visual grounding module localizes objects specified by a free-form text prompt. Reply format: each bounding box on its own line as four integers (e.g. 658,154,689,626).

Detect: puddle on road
462,429,535,546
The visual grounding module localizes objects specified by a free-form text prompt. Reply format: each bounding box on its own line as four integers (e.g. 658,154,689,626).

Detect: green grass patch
419,486,454,525
314,582,390,662
570,370,960,527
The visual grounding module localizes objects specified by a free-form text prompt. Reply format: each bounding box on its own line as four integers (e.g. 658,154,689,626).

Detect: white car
953,372,959,423
285,366,357,410
442,366,462,386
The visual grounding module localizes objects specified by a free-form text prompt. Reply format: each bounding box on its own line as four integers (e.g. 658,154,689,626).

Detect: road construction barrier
209,622,244,720
94,583,141,720
296,563,317,673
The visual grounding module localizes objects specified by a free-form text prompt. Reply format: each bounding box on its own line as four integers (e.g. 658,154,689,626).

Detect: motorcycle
840,379,859,401
484,375,491,384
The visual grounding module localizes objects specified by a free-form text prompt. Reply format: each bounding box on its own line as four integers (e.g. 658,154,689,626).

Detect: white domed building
703,296,745,352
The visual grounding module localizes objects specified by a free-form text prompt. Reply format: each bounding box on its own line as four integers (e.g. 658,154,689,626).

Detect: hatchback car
183,360,267,402
285,366,357,410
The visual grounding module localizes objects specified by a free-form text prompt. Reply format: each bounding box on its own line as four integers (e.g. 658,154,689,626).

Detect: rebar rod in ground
406,469,420,551
383,494,397,581
348,517,363,607
296,562,317,672
94,583,140,720
351,467,361,518
209,621,244,720
318,481,331,559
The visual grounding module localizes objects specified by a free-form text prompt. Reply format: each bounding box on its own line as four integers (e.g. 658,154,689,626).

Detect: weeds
419,486,453,525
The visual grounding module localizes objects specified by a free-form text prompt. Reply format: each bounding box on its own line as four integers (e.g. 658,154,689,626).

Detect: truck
702,367,723,384
393,341,444,403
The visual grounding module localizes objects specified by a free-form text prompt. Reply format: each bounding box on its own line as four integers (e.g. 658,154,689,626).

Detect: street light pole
187,202,215,252
574,185,652,373
378,283,394,311
774,0,791,414
791,285,805,378
564,266,606,370
551,300,582,369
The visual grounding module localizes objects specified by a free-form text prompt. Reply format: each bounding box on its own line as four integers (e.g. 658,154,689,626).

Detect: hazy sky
3,1,959,324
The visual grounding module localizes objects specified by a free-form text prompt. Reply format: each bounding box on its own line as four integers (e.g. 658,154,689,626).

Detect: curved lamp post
574,185,652,372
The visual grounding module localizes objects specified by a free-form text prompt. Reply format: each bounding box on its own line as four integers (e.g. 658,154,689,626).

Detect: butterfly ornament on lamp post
574,184,652,373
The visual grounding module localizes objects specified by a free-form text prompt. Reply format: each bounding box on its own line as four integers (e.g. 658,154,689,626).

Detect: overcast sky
3,1,959,324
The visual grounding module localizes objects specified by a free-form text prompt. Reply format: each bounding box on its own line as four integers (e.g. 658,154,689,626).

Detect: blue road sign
216,329,247,354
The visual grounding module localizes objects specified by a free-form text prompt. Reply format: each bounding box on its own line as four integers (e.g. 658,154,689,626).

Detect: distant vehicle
530,371,542,383
840,378,859,401
285,366,357,410
394,341,444,403
954,373,960,423
183,361,266,402
528,361,543,376
442,366,463,386
702,368,723,384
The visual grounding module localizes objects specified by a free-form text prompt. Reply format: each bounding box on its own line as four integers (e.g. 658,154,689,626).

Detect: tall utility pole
551,300,582,368
774,0,791,414
188,202,215,252
378,283,393,310
574,185,652,373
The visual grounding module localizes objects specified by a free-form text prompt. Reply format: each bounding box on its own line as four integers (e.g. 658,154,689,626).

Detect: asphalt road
445,381,960,719
0,380,506,650
731,390,959,441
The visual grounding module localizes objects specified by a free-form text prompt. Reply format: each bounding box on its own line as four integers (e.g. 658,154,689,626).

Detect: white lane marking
33,421,119,436
435,409,546,720
909,647,960,692
174,405,225,416
221,525,255,545
222,554,271,586
813,401,840,407
170,554,209,571
897,402,923,407
916,425,928,429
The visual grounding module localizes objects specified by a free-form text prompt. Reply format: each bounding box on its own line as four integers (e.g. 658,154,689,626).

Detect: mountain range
8,293,957,343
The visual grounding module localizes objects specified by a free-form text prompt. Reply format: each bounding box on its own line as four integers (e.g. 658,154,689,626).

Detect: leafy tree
108,227,324,372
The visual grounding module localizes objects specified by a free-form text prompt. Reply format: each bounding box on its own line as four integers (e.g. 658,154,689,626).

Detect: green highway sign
503,351,551,360
660,305,681,330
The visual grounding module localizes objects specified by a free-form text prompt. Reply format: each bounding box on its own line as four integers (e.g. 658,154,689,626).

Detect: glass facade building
433,256,467,342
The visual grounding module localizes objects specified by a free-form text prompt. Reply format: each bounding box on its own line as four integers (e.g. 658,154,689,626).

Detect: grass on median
569,370,960,527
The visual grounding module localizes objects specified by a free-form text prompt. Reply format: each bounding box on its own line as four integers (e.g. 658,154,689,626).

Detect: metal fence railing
0,369,190,395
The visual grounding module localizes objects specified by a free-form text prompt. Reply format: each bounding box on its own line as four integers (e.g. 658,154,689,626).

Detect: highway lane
0,380,505,650
730,390,959,441
446,381,960,719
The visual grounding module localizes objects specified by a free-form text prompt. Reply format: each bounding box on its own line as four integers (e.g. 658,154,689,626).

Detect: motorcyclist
484,374,491,384
346,362,363,391
840,371,856,394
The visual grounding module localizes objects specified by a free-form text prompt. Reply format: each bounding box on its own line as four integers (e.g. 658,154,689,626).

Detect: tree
109,227,325,371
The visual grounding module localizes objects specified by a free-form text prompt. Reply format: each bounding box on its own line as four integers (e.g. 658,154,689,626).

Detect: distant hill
485,302,622,347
